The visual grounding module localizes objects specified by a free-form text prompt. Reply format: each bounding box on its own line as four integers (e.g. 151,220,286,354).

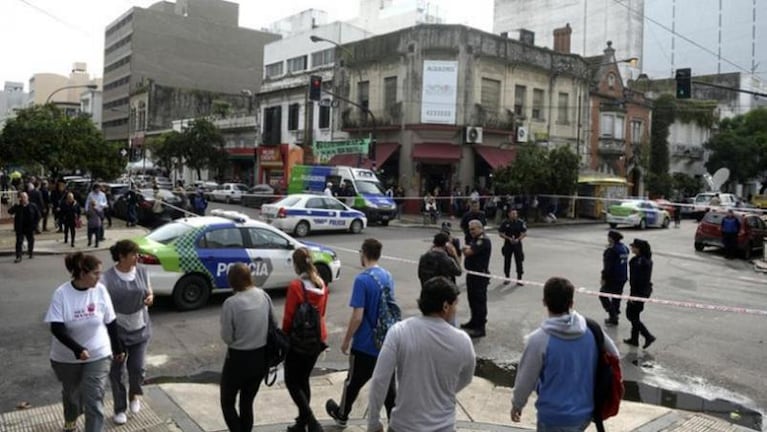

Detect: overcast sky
0,0,493,88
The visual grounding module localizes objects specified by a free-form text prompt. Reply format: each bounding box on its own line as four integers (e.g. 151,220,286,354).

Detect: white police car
260,194,368,237
132,210,342,310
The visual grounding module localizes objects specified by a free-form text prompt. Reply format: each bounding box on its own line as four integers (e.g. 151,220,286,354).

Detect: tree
493,145,579,196
547,145,580,196
704,108,767,185
149,119,228,180
671,172,702,198
646,94,674,197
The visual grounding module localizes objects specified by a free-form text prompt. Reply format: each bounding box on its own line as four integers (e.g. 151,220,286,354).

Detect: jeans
15,230,34,259
284,349,321,422
466,274,489,330
537,419,591,432
338,349,396,419
51,357,111,432
110,340,148,414
220,347,266,432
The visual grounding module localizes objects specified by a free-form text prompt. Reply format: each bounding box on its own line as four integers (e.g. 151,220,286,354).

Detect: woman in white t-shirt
45,253,125,432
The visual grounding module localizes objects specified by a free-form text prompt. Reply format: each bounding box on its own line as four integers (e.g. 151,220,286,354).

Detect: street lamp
45,84,98,104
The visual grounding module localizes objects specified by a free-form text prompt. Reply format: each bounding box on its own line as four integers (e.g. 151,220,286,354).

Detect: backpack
366,268,401,350
289,280,325,356
585,318,624,432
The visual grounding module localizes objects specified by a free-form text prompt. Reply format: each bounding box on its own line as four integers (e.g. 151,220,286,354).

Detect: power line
16,0,91,37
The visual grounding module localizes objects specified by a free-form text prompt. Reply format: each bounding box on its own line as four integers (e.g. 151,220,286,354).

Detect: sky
0,0,494,89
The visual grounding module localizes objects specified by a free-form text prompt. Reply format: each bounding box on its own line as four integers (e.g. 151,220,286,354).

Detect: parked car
210,183,249,203
694,210,767,259
691,192,738,221
606,200,671,229
132,209,341,310
153,176,173,189
261,194,367,237
653,198,676,218
112,188,185,228
679,197,696,219
241,184,277,208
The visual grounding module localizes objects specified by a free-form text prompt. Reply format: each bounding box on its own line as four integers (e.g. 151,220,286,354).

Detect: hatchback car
694,210,767,259
261,194,367,237
606,200,671,229
241,184,277,208
132,210,342,310
210,183,249,203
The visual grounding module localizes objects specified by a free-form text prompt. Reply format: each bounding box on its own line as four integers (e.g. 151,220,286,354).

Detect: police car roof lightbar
210,209,250,223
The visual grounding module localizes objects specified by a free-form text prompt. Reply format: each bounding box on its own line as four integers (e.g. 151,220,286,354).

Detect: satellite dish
711,168,730,192
702,173,715,191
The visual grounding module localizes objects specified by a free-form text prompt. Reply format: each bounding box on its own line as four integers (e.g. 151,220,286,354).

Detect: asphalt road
1,204,765,424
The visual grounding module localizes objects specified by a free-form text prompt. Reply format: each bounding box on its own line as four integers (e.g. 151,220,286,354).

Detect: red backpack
586,318,624,432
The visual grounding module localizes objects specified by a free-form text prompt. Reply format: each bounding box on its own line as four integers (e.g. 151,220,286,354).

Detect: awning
412,142,461,162
473,145,516,169
325,142,401,168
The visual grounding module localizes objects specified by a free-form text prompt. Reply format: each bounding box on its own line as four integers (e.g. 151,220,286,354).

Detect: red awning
412,142,461,162
474,145,516,169
325,142,401,168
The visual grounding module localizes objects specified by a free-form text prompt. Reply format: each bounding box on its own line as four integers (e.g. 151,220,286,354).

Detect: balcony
470,105,515,130
672,144,704,160
597,137,626,155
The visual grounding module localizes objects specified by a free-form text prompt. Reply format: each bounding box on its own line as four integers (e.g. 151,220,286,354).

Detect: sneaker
286,417,307,432
63,420,77,432
459,322,473,330
643,335,656,349
325,399,347,428
307,419,324,432
129,398,141,414
113,412,127,425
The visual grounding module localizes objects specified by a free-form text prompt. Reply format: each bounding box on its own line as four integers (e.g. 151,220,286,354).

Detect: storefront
225,148,256,185
410,142,462,213
473,145,516,190
324,141,401,186
257,144,304,192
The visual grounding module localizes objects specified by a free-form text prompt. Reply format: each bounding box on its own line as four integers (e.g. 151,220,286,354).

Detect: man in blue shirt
326,238,396,428
720,210,741,259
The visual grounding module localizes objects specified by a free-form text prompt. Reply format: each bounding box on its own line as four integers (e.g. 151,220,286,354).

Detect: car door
322,197,350,230
641,202,659,226
196,226,249,290
244,227,295,287
305,197,331,229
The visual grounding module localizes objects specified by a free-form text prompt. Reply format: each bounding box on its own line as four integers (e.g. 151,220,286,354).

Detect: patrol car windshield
356,180,384,195
146,222,195,244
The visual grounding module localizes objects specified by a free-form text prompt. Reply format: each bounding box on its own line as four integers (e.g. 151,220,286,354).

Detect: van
287,165,396,225
691,192,737,221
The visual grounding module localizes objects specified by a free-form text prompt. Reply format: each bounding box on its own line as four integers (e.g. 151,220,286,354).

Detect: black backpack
289,280,325,356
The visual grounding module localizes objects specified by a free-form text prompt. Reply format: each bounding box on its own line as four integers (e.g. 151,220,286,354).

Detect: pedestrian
151,186,165,225
27,181,45,234
282,247,329,432
191,188,208,216
45,252,125,432
59,192,81,248
8,191,41,263
324,182,334,197
460,219,492,338
125,186,140,226
511,277,620,431
499,208,527,286
720,209,741,259
624,239,656,349
102,240,154,425
103,184,113,229
460,200,487,244
417,231,462,286
85,184,108,241
394,186,405,219
41,180,51,231
51,180,67,232
219,263,270,432
86,200,103,248
673,200,682,228
600,230,629,326
326,238,397,428
367,276,476,432
175,181,189,212
440,221,462,258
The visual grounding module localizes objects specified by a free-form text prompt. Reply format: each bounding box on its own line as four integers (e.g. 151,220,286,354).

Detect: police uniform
463,232,492,334
499,217,527,283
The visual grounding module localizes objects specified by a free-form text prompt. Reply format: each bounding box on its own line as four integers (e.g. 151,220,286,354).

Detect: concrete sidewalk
0,372,752,432
0,223,148,257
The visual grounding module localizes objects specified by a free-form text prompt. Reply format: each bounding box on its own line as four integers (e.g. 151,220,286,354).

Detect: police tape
331,245,767,317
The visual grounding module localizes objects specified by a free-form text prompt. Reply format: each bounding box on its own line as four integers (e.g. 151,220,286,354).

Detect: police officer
499,208,527,286
460,200,487,244
460,219,492,338
601,230,629,326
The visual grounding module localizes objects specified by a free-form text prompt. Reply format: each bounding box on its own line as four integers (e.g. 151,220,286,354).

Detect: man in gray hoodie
511,277,619,431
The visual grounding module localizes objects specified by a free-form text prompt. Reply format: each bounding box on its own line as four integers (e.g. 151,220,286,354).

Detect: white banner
421,60,458,124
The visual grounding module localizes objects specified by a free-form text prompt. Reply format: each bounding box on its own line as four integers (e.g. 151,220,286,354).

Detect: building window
358,81,369,110
481,78,501,113
105,35,132,56
557,92,569,123
263,106,282,145
311,48,335,68
288,103,300,131
532,88,545,120
514,85,526,117
631,120,642,144
265,62,283,78
287,55,307,73
384,76,397,112
600,113,625,139
319,105,330,129
104,55,131,74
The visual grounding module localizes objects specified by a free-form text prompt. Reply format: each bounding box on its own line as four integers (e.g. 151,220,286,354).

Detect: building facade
351,0,445,34
0,81,27,128
101,0,279,142
28,62,97,111
80,87,103,130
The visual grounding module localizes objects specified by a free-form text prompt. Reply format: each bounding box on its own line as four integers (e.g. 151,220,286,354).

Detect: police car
606,200,671,229
260,194,368,237
132,210,342,310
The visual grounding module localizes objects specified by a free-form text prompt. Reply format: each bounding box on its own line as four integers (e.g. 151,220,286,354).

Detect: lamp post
45,84,98,104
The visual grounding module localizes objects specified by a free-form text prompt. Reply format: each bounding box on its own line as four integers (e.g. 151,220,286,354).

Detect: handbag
75,217,82,229
263,293,289,386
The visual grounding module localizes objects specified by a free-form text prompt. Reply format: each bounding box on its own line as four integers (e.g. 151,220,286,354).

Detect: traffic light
675,68,691,99
309,75,322,101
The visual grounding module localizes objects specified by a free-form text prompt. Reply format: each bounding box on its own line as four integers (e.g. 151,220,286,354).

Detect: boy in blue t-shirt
326,238,397,427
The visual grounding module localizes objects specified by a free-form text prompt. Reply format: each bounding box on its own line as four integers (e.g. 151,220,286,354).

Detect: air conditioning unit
465,126,483,144
517,126,528,143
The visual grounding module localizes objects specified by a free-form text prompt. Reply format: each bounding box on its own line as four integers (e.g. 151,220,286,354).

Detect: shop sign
313,138,370,164
259,146,283,166
421,60,458,124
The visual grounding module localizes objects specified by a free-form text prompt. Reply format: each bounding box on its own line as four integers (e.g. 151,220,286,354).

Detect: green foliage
672,172,703,197
704,107,767,184
149,119,228,180
675,99,718,128
493,144,579,195
647,94,674,197
0,104,121,179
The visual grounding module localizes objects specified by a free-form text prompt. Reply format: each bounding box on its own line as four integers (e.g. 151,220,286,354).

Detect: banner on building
421,60,458,124
313,138,370,164
258,146,283,167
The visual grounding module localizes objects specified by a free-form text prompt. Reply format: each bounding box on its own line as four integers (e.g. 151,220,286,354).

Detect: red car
653,199,676,218
694,210,767,259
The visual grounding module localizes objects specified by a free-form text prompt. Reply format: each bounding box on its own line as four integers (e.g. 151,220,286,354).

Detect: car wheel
609,223,617,229
638,219,646,230
173,274,211,311
350,219,363,234
662,217,670,228
294,221,310,237
694,242,704,251
317,264,332,286
380,220,390,227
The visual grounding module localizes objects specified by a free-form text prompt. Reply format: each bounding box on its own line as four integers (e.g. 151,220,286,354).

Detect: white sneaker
129,399,141,414
113,412,127,425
